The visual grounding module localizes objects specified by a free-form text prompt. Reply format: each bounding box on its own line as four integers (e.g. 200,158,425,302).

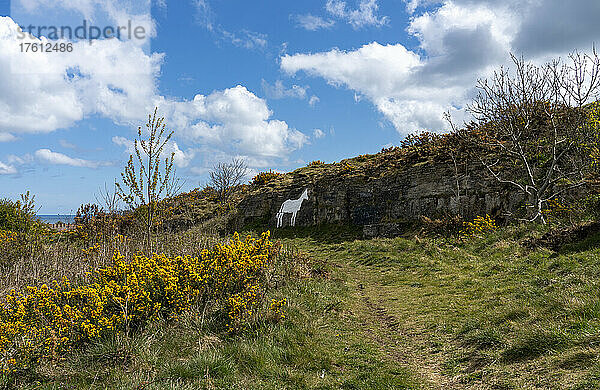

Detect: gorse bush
251,170,282,186
73,203,135,244
307,160,325,167
0,231,274,373
541,199,573,225
339,161,355,173
460,215,498,238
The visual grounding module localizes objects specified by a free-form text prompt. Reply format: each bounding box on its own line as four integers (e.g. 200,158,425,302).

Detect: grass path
288,228,600,389
351,269,458,389
327,259,464,389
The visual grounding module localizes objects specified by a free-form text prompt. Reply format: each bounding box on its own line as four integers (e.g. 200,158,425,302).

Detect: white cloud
158,85,308,159
191,0,268,51
262,80,308,100
313,128,326,139
111,136,134,151
282,43,422,100
59,139,77,149
0,133,16,142
309,95,320,107
34,149,107,168
282,42,462,133
170,142,195,168
111,136,195,168
0,16,163,135
326,0,389,29
16,0,155,47
282,0,600,135
0,161,17,175
221,29,267,50
294,14,335,31
7,154,33,166
193,0,214,31
0,14,303,170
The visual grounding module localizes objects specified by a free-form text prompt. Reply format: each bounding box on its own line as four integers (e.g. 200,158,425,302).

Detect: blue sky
1,0,600,213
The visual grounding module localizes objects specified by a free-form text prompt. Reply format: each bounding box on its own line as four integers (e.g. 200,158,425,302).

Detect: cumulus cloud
281,42,462,133
326,0,388,29
309,95,320,107
0,133,16,142
0,13,303,170
16,0,155,48
511,0,600,56
0,16,163,135
110,84,307,164
294,14,335,31
157,86,308,159
282,0,600,135
112,136,195,169
34,149,108,168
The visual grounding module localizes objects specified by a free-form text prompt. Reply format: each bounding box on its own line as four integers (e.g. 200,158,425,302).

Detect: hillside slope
235,146,517,233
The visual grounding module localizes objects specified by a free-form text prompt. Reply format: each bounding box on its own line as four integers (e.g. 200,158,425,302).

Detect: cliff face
235,152,524,235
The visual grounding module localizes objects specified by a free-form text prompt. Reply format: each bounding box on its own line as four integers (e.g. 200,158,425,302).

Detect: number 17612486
19,42,74,53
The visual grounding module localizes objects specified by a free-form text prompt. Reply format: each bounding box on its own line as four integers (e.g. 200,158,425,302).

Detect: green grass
2,248,413,389
284,225,600,389
7,223,600,389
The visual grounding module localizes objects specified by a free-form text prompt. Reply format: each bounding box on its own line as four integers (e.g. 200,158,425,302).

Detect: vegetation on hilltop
3,49,600,389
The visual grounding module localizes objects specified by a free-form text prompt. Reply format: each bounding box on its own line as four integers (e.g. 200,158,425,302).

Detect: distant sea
37,215,76,224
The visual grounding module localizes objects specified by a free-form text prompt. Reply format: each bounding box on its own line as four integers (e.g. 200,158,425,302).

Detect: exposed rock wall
235,156,524,234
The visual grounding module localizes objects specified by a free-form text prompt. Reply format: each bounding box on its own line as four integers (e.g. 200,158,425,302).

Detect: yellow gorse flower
269,298,287,320
460,215,498,238
0,231,273,372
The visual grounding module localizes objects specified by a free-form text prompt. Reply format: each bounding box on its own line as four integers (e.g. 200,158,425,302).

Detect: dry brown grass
0,225,222,296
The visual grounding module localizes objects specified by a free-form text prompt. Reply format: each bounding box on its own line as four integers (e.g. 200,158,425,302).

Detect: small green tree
0,191,38,233
116,108,177,251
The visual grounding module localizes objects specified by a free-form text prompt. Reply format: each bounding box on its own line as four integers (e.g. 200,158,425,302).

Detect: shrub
269,298,287,320
72,204,133,245
198,186,218,200
339,161,355,173
420,215,464,237
0,232,274,372
0,192,39,234
0,193,46,265
541,199,573,224
460,215,498,238
307,160,325,167
251,170,282,186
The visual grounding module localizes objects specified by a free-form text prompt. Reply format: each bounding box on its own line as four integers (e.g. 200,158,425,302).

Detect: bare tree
115,108,176,250
467,49,600,223
209,158,248,205
95,182,121,214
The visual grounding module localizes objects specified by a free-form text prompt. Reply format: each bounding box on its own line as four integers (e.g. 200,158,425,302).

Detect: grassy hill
3,114,600,388
5,223,600,389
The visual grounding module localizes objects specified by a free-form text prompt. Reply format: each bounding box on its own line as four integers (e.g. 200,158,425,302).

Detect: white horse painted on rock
276,189,309,228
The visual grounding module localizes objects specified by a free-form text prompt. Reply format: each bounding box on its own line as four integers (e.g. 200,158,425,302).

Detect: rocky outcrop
235,153,524,235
